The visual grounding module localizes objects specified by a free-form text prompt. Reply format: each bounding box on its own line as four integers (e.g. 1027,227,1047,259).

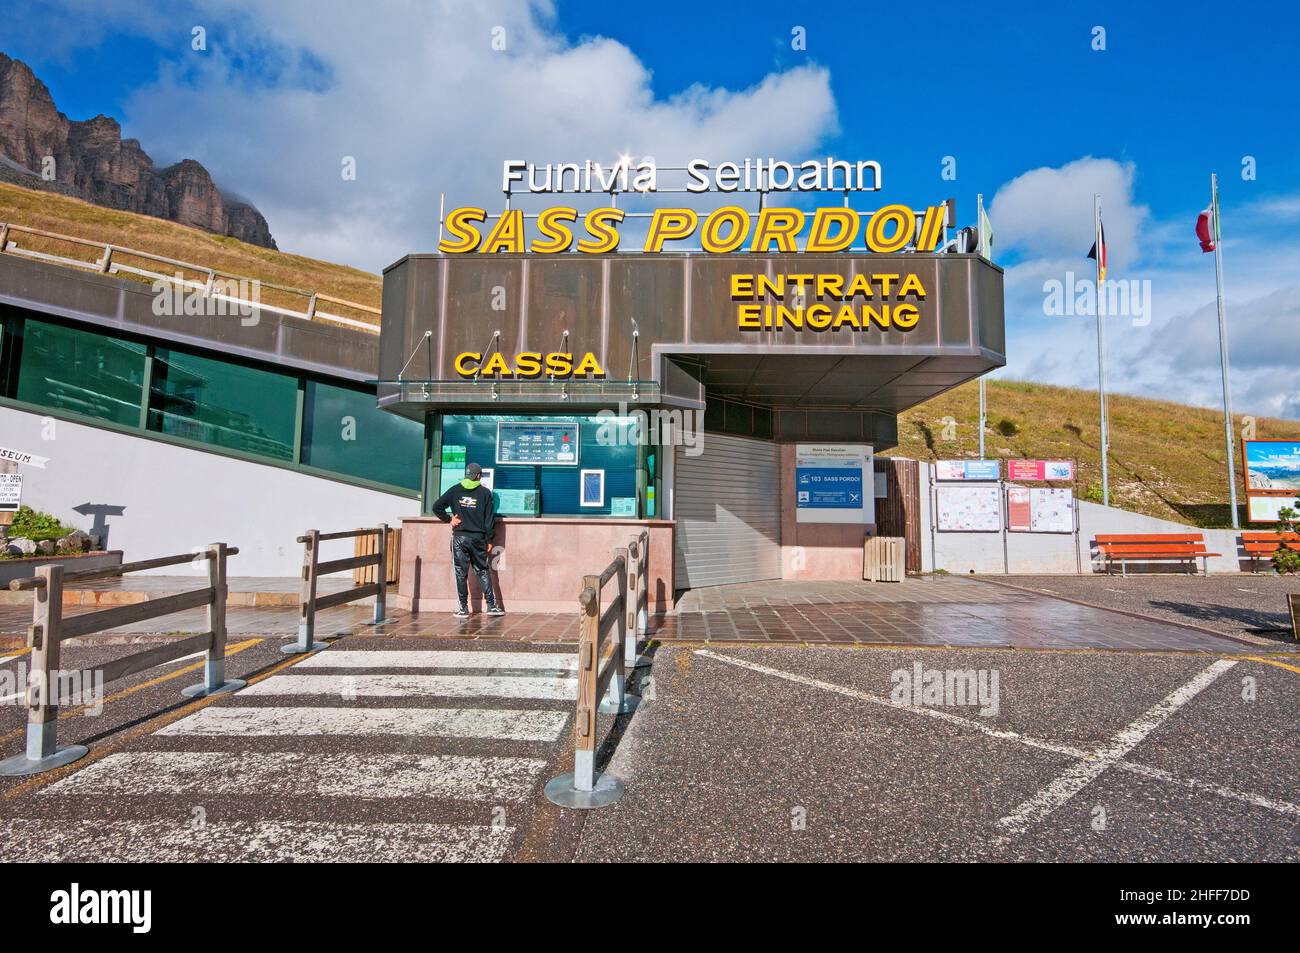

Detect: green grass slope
894,379,1298,527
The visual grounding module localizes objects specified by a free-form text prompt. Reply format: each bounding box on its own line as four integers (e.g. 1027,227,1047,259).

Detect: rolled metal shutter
673,433,781,588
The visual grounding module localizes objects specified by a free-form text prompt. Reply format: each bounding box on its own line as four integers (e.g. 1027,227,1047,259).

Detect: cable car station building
379,163,1005,612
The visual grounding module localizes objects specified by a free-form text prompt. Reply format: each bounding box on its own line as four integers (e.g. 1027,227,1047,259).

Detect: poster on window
579,469,605,507
935,485,1000,532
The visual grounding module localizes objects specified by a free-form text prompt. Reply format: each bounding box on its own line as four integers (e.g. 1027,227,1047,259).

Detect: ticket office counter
394,412,672,612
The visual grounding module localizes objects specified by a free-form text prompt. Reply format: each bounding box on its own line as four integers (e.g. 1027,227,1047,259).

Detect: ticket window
434,413,647,518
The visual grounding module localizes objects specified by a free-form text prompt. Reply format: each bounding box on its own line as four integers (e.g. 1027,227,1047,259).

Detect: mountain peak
0,52,276,249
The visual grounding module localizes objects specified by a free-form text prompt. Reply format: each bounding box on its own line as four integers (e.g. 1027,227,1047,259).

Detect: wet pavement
576,645,1300,862
976,574,1300,647
1,610,1293,862
0,576,1281,653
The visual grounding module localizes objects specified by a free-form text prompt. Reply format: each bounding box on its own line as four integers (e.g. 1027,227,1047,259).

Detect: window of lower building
440,414,641,517
13,318,146,426
146,347,296,460
302,380,423,490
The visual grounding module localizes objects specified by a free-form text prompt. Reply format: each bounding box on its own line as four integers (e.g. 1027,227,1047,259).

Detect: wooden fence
0,543,242,777
290,525,390,654
545,530,651,809
353,527,401,585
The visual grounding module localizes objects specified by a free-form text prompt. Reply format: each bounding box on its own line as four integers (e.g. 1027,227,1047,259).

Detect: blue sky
3,0,1298,417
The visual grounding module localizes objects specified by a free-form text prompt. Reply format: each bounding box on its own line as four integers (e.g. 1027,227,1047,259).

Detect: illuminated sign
502,157,882,195
438,203,948,255
453,351,604,379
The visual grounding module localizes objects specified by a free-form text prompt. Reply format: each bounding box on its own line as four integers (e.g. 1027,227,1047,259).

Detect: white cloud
989,157,1148,268
64,0,838,270
989,156,1300,421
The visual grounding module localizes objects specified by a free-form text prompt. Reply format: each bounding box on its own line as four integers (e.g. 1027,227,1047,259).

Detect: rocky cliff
0,52,276,249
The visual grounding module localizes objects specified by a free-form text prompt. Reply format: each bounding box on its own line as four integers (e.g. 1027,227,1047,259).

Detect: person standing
431,462,504,617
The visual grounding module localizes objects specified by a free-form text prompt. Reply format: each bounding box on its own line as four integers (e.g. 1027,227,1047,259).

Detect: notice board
935,485,1000,532
495,421,579,465
1007,487,1074,533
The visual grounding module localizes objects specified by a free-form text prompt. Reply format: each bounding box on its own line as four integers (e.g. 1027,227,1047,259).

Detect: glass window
442,413,639,517
302,380,423,490
14,319,146,426
147,347,296,460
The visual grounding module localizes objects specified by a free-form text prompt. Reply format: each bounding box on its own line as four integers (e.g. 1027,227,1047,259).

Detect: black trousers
451,532,498,609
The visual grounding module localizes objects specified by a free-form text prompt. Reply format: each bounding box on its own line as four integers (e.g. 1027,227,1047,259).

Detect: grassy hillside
0,180,381,322
894,379,1299,527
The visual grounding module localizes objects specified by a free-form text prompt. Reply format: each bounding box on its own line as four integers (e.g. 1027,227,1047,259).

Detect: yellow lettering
453,352,481,376
865,205,916,253
805,208,859,253
545,353,574,376
815,274,845,299
644,209,699,253
756,274,783,299
751,208,805,253
480,209,524,254
892,303,920,328
833,304,860,330
805,304,833,330
577,209,624,254
515,352,543,377
439,207,487,254
700,207,749,253
898,273,927,299
530,207,578,254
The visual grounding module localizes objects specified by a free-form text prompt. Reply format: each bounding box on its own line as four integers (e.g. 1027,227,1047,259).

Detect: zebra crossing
1,643,579,863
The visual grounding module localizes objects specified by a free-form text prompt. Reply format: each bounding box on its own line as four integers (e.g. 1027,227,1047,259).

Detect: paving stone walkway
1,576,1277,653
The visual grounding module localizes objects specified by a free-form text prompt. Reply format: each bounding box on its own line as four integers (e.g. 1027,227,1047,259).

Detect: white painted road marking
242,673,578,700
995,659,1239,838
694,651,1298,822
157,705,569,742
299,650,577,671
0,819,513,863
693,649,1087,759
44,751,547,801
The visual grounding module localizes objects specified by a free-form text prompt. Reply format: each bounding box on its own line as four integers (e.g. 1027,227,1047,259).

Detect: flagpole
1094,193,1110,507
1211,173,1240,529
977,193,987,460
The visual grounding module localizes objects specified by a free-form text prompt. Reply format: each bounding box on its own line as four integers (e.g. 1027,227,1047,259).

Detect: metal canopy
378,251,1005,419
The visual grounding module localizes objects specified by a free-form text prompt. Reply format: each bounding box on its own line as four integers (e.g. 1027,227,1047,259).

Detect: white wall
916,462,1250,574
0,407,420,576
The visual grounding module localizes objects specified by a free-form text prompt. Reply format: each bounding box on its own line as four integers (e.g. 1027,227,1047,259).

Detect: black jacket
432,482,496,537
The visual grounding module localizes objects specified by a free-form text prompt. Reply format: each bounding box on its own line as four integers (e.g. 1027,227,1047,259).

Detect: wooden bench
1095,533,1220,576
1240,531,1300,573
